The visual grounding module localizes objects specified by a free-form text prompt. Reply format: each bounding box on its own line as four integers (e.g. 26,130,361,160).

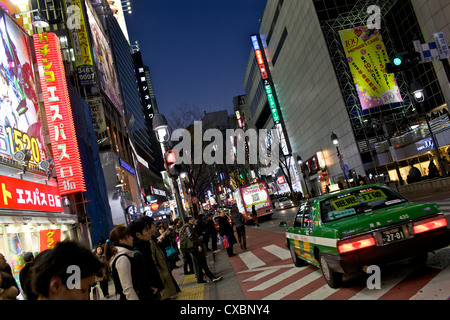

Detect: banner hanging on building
339,26,402,110
33,32,86,195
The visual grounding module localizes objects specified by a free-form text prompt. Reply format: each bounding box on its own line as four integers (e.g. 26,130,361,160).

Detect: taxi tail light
338,234,376,253
413,216,447,235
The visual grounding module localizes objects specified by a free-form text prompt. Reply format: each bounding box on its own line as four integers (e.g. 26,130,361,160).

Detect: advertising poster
240,182,272,213
39,229,61,251
85,1,122,113
0,10,47,164
339,26,403,110
63,0,96,86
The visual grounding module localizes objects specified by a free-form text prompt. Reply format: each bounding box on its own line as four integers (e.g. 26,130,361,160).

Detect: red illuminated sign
40,229,61,251
254,49,268,80
0,175,63,212
33,33,86,195
277,176,286,185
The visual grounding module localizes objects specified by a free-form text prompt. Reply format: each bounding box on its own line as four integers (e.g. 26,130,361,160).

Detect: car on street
274,197,295,210
280,184,450,288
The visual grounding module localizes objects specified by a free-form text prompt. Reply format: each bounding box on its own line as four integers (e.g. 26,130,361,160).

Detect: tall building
244,0,450,195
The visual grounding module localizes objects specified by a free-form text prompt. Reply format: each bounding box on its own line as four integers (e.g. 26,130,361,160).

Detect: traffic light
165,150,180,177
385,51,421,73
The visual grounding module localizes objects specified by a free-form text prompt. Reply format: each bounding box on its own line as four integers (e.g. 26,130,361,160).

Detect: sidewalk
93,241,246,301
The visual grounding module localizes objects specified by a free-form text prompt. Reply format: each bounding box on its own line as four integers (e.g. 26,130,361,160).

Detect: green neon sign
265,84,280,122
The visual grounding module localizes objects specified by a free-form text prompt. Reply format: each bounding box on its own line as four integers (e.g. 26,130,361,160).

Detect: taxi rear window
320,187,407,223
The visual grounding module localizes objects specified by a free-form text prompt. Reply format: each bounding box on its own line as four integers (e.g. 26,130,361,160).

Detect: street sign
192,196,199,205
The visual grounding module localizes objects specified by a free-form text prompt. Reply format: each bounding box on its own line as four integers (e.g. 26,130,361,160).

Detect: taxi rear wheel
319,253,343,288
290,245,306,267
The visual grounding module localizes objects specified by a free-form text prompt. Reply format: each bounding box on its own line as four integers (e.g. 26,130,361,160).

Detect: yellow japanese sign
339,26,403,110
332,195,359,210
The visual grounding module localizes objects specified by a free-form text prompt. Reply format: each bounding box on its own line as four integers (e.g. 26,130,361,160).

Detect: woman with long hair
104,226,139,300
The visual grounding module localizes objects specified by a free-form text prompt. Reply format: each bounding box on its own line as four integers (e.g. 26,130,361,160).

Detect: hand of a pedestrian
198,246,202,252
151,287,158,294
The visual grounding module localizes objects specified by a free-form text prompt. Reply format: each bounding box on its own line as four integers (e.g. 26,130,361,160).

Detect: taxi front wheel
319,253,343,288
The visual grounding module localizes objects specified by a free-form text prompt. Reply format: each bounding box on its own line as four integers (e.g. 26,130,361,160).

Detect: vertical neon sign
33,32,86,195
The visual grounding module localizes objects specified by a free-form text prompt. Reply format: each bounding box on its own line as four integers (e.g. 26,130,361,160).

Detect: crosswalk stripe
261,270,323,300
242,269,279,282
262,244,291,260
238,251,266,269
349,264,420,300
409,266,450,300
248,267,308,291
301,284,338,300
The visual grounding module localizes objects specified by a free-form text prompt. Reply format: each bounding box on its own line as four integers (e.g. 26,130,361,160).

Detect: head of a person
220,209,226,217
141,216,157,237
24,252,34,264
231,206,238,214
0,253,6,270
187,216,195,225
129,218,151,242
104,226,133,262
28,240,103,300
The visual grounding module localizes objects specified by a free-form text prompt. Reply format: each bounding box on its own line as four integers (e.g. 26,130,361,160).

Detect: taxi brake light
338,234,376,253
413,217,447,235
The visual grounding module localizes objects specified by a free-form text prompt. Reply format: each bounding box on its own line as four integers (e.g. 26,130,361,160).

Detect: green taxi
281,184,450,288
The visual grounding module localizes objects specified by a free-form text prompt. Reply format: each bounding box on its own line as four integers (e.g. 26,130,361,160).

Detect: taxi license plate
381,227,405,244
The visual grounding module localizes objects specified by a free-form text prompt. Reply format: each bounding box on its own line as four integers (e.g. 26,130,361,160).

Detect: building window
272,28,288,66
267,0,285,45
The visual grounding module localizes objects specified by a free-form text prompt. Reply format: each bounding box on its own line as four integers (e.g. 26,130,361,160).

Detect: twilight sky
125,0,267,120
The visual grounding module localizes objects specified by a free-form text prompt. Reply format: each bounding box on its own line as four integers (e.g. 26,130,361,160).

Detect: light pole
410,80,446,178
296,155,310,196
331,132,349,187
153,113,187,222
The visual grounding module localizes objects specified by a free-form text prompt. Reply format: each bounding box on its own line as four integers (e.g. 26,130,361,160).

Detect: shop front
374,114,450,185
0,172,79,292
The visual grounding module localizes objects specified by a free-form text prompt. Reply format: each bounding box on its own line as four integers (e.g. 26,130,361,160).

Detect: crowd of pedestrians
0,204,259,300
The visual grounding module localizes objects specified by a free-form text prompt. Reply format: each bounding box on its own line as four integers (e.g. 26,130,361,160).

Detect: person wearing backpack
104,226,139,300
179,217,223,284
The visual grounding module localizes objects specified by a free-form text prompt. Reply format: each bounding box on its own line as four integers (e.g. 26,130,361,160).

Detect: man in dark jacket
129,218,164,300
19,252,36,300
181,217,222,284
206,213,219,253
217,209,237,257
230,206,246,250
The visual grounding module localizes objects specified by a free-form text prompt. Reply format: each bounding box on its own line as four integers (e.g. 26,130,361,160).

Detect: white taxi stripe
238,251,266,269
261,270,323,300
410,265,450,300
286,232,338,248
248,267,308,291
262,244,291,260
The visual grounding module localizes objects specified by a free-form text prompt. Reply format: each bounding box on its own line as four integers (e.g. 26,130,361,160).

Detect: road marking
238,251,266,269
242,269,280,282
301,284,338,300
261,270,323,300
409,266,450,300
349,264,420,300
262,244,291,260
248,267,308,291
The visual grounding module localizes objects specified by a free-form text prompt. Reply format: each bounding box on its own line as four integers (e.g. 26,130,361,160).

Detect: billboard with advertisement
239,182,273,215
339,26,403,110
0,9,48,164
63,0,96,86
85,0,122,112
33,32,86,195
0,175,63,212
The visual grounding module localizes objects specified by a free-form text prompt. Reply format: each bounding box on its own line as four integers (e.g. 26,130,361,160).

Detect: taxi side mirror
279,221,287,227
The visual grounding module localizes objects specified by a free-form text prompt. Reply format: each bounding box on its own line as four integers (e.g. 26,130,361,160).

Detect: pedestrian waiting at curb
218,209,237,257
180,216,223,284
230,205,247,250
142,216,181,300
251,205,260,226
105,226,140,300
27,240,103,300
129,218,164,300
206,213,220,254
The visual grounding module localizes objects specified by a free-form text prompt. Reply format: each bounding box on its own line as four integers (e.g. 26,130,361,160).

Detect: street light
13,9,49,28
152,113,186,222
331,132,349,188
410,80,446,177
